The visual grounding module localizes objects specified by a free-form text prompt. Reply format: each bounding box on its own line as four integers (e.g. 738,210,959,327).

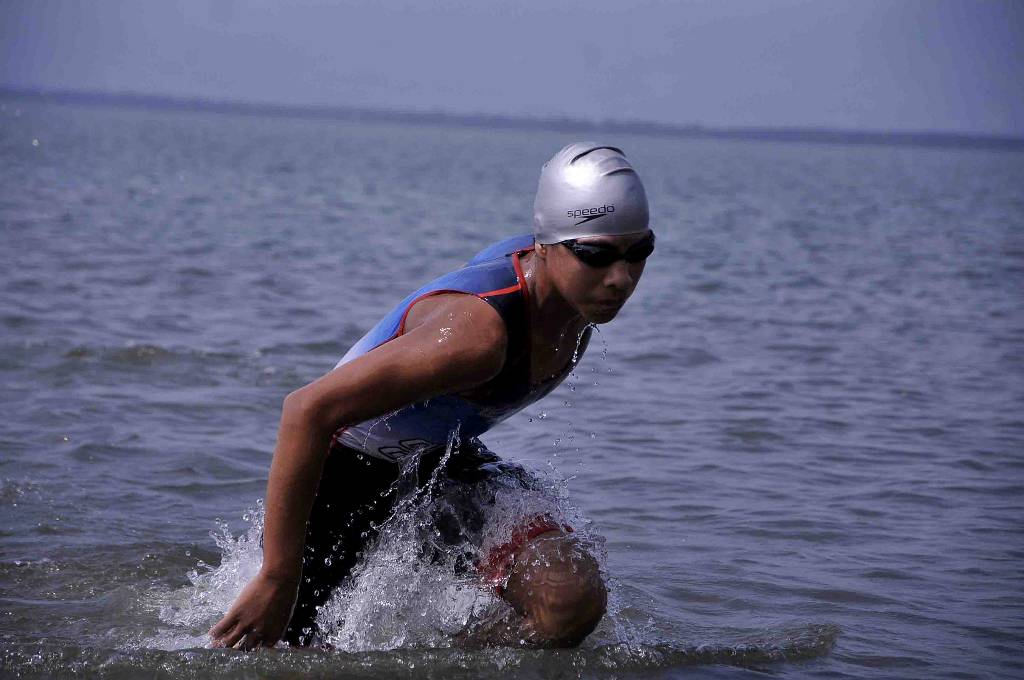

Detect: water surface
1,97,1022,678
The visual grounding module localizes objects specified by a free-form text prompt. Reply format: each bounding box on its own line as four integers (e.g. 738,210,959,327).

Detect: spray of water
311,425,611,650
146,427,611,653
145,503,267,650
140,325,837,663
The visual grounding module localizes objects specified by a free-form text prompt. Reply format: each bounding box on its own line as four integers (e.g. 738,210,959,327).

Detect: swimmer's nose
603,261,635,294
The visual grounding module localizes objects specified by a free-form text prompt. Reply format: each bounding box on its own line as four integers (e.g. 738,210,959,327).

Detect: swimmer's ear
535,243,548,259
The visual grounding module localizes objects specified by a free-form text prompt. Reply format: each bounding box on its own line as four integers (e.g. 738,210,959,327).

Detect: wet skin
209,231,651,650
459,529,609,648
528,231,650,328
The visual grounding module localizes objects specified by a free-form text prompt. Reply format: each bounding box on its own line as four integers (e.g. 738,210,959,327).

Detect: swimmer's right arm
209,294,507,649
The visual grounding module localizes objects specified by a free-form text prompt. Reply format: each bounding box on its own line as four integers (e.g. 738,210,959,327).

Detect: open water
1,97,1023,678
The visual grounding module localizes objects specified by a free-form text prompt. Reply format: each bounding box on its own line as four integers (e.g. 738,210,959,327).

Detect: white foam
144,503,268,650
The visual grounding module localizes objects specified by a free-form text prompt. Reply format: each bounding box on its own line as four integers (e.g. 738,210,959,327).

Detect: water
1,97,1022,678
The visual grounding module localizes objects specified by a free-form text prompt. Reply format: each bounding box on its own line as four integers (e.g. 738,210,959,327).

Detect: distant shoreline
3,86,1022,153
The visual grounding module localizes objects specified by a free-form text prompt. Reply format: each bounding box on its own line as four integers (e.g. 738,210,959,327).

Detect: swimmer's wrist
258,565,301,585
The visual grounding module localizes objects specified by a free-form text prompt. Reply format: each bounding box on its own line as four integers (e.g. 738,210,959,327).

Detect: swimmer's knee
534,573,607,648
502,532,607,647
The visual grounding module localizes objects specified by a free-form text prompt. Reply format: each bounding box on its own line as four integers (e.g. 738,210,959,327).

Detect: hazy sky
2,0,1022,135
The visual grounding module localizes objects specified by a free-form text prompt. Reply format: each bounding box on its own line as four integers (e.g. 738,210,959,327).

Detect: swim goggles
558,231,656,268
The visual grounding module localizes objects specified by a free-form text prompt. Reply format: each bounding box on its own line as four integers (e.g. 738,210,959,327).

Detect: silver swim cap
533,142,650,244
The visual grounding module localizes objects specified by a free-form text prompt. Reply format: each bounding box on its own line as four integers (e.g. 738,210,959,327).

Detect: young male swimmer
210,142,655,649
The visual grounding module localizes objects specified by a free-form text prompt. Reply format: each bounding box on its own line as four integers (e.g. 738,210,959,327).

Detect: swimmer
209,142,654,650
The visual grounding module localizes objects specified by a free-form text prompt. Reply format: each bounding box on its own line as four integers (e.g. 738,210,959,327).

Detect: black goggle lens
561,232,656,267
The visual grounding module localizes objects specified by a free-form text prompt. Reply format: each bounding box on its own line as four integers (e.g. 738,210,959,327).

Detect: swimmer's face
540,230,652,324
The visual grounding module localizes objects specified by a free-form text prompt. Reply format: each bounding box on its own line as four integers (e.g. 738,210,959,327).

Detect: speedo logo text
567,204,615,225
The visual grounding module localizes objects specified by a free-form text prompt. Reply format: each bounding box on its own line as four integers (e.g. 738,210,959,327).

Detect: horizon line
3,86,1022,153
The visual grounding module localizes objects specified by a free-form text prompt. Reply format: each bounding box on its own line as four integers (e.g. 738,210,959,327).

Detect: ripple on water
0,623,840,679
5,102,1023,679
129,459,840,675
0,478,40,505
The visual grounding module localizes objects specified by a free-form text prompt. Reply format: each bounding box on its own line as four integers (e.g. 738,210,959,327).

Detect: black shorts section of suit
282,440,539,647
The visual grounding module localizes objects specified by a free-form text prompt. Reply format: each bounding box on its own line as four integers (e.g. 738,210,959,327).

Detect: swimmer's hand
208,570,299,650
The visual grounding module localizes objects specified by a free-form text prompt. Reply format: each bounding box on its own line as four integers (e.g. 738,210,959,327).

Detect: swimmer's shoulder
401,292,508,379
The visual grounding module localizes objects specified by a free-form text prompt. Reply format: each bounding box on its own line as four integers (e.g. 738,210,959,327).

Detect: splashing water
312,427,610,651
138,448,839,671
140,360,837,665
144,428,612,653
145,503,268,650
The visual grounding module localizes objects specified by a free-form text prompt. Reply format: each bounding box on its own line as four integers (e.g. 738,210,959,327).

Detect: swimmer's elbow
281,389,310,425
281,388,338,435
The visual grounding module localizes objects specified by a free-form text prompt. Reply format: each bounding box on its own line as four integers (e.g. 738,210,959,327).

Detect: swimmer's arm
259,295,507,579
210,294,506,648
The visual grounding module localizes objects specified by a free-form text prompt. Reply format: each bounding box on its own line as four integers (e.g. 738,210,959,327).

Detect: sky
2,0,1022,136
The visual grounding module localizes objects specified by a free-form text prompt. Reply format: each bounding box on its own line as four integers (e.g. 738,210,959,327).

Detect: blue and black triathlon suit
284,234,591,646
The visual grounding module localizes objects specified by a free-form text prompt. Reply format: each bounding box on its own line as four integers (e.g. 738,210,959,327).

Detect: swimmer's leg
463,528,608,648
283,445,400,647
429,447,607,649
